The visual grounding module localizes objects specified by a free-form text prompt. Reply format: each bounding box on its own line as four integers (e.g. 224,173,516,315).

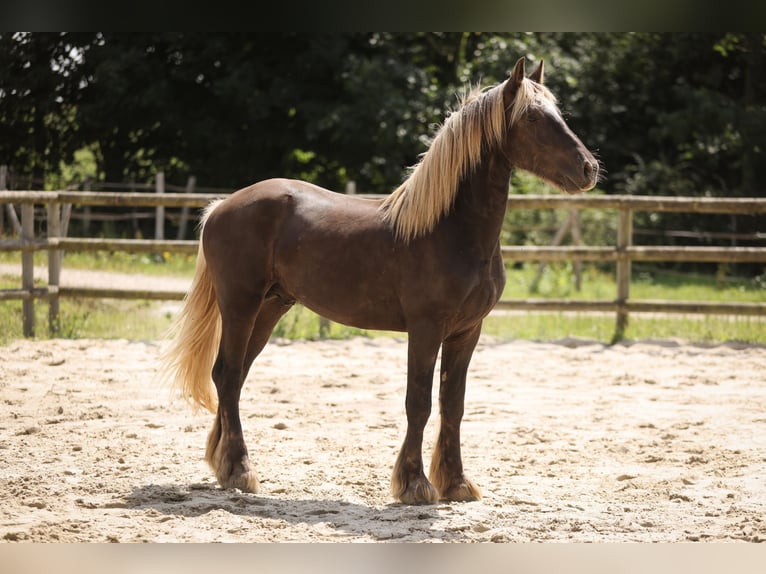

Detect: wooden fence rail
1,190,765,339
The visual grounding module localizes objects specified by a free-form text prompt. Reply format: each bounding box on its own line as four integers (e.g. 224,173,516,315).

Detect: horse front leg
391,327,442,504
429,323,483,501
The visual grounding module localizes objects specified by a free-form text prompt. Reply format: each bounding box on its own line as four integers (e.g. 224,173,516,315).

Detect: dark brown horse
160,57,599,504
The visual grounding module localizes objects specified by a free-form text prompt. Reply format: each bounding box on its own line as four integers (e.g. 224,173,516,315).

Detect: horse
159,57,599,504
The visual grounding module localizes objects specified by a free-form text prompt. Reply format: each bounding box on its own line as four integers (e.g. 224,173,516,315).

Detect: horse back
203,179,407,330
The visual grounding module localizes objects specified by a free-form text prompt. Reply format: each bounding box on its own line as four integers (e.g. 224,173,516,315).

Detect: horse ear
529,60,544,84
509,57,526,86
503,57,526,106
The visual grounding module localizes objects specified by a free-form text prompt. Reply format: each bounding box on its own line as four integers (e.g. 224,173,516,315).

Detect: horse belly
281,264,405,331
274,232,406,331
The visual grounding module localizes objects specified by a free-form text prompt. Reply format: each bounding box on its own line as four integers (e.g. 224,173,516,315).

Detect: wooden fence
1,189,765,339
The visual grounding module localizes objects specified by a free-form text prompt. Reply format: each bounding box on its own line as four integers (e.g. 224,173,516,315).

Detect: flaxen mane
380,76,555,242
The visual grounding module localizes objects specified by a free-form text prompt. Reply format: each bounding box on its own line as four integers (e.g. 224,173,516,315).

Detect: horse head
502,57,600,193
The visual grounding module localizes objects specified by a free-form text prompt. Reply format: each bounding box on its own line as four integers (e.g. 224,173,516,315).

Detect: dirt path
1,335,764,542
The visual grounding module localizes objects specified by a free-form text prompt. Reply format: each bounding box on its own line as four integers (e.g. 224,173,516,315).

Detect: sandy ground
1,332,765,543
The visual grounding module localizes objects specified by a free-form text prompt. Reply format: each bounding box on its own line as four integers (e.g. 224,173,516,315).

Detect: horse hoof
440,479,482,502
396,477,440,505
218,469,260,493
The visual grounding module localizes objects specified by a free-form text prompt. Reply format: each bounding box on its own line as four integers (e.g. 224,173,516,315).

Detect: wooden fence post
176,175,196,240
4,203,22,236
47,201,62,334
61,202,72,239
0,165,6,234
21,203,35,337
155,171,165,241
570,209,583,291
2,165,23,236
614,207,633,341
82,176,92,234
129,177,139,235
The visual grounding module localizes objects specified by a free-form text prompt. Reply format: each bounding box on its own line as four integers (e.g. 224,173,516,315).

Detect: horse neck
447,149,512,253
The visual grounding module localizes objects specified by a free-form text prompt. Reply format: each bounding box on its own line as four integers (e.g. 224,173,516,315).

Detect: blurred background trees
2,32,764,197
1,32,764,250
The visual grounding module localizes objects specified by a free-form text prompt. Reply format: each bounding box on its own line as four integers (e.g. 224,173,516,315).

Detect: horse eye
526,111,539,123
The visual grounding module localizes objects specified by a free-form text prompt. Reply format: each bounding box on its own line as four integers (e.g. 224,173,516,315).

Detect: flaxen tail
158,200,224,414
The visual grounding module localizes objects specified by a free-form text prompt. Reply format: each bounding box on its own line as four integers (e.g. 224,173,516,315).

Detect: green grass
0,252,193,344
270,305,403,341
1,253,764,346
503,262,766,303
0,279,176,343
0,250,197,276
483,310,765,344
489,263,766,344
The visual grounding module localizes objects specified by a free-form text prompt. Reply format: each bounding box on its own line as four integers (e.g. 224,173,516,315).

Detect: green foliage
0,32,93,184
52,145,100,189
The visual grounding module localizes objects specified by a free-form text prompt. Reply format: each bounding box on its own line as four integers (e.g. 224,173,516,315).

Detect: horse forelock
380,77,548,243
508,76,558,125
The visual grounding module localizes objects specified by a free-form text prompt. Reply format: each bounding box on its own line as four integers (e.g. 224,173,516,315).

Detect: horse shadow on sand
123,482,473,542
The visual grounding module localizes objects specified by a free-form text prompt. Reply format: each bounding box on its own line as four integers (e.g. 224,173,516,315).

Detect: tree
70,33,470,192
0,32,92,187
3,32,764,204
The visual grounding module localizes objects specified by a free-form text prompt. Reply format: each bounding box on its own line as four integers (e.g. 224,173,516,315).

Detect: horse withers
159,57,599,504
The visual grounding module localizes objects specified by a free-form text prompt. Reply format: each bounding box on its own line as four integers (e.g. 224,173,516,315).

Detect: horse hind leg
205,288,262,492
429,324,483,502
206,302,259,492
206,293,293,492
